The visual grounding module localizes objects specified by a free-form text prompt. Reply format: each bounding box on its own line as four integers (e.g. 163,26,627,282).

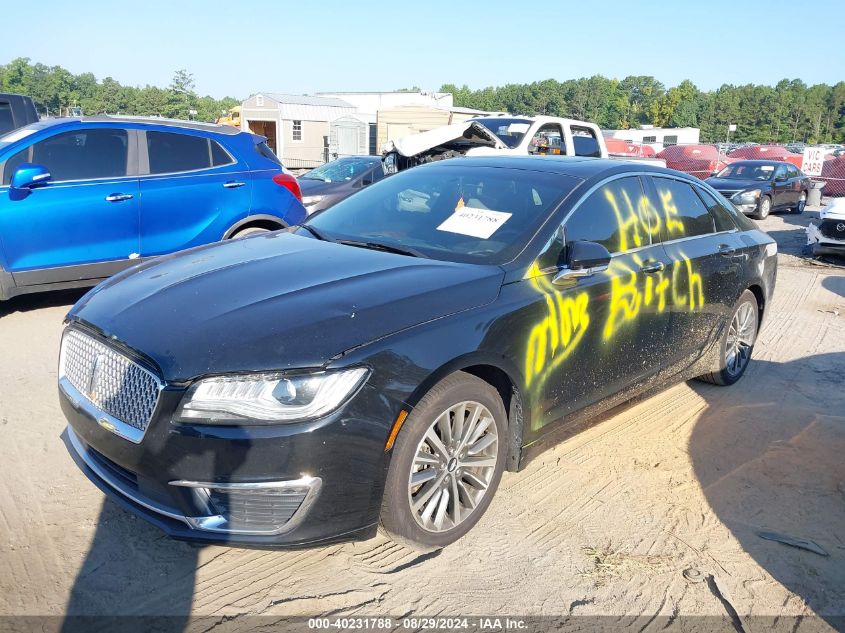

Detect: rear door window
651,177,716,240
3,128,129,184
146,131,231,174
695,186,738,232
570,125,602,158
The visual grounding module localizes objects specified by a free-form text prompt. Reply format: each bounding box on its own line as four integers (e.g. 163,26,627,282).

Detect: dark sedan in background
59,157,776,550
706,159,811,219
299,155,386,214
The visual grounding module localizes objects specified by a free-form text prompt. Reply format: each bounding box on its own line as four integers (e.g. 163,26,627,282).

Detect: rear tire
792,191,807,214
752,195,771,220
229,226,270,239
696,290,759,386
380,371,508,550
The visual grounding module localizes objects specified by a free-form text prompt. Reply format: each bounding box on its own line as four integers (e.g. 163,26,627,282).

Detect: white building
604,125,700,152
240,93,356,168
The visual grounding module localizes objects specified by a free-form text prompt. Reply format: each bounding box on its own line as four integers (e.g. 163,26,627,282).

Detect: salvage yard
1,207,844,627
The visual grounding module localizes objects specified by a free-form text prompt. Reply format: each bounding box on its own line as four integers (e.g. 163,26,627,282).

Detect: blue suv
0,116,306,301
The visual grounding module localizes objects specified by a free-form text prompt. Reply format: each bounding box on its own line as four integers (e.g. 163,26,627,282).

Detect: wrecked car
383,116,664,173
807,198,845,257
60,156,775,550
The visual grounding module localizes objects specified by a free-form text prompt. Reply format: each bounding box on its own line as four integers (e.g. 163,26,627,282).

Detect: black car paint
60,157,777,546
299,157,385,214
706,160,811,212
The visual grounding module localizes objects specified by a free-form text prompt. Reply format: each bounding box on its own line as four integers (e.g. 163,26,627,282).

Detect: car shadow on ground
688,354,845,629
821,276,845,298
0,288,87,318
60,413,252,632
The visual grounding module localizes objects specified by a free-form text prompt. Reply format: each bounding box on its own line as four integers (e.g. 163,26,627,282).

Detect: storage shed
240,93,355,169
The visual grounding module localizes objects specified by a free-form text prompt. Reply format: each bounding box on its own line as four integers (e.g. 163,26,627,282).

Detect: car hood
706,177,768,191
820,198,845,221
68,232,505,382
383,121,507,158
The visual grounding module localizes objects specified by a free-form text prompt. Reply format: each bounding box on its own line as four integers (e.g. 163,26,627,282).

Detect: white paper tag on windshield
437,202,512,239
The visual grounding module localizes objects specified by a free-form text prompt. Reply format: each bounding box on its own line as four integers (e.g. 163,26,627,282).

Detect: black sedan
706,160,811,219
299,155,385,214
59,157,777,549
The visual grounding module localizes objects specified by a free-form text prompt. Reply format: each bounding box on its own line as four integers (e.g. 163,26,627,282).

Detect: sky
3,0,844,99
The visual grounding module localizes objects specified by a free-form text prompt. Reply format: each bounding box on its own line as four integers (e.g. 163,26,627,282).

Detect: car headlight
175,368,369,425
732,189,761,203
301,195,324,207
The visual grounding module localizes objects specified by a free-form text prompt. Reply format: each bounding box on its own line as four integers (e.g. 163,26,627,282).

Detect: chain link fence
605,140,845,197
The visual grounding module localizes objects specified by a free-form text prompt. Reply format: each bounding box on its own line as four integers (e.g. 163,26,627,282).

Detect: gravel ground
0,204,843,631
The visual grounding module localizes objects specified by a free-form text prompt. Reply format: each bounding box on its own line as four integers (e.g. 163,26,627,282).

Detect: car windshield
716,163,776,181
301,157,381,182
301,164,579,264
472,118,533,149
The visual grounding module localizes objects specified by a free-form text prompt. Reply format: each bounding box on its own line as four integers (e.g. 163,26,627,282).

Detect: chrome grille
60,329,160,433
717,189,741,199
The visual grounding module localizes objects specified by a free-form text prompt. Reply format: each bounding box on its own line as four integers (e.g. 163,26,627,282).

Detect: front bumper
59,370,395,547
806,223,845,257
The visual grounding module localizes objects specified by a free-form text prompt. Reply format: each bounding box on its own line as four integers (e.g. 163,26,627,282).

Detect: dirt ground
0,204,843,630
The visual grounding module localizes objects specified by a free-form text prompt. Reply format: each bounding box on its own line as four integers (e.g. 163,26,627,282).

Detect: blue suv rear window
146,131,232,174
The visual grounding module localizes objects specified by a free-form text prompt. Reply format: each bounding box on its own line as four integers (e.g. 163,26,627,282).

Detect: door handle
640,260,665,274
105,193,133,202
717,244,736,256
223,181,246,189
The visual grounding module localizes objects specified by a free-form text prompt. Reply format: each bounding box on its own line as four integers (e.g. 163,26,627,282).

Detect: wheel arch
223,214,287,239
747,283,766,327
403,353,527,472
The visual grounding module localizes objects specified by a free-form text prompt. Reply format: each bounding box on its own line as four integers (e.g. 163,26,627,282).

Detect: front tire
380,372,508,550
752,195,771,220
697,289,759,386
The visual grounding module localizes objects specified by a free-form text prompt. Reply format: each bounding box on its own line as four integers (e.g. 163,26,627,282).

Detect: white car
807,198,845,257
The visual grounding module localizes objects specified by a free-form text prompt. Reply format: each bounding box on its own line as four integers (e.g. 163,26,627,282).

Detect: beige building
240,93,355,168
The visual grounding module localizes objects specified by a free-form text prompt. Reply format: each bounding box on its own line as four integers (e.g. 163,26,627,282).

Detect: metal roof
260,94,353,108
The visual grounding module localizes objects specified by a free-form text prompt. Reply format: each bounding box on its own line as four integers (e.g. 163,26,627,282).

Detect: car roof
433,155,686,180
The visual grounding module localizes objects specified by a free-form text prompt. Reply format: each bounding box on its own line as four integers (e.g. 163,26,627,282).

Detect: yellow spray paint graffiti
523,184,708,398
524,263,590,391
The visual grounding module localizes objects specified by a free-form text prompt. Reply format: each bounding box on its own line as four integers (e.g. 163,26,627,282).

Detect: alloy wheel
759,197,771,218
408,401,499,533
725,302,757,377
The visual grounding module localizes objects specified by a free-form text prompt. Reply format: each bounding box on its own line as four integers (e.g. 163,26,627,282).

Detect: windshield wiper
338,239,425,258
299,224,333,241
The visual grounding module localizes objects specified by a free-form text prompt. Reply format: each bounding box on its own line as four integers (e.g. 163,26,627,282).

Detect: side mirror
10,163,51,190
361,174,374,187
775,174,788,182
553,240,611,285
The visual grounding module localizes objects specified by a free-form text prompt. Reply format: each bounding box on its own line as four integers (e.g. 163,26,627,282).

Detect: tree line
440,76,845,144
3,57,843,144
0,58,238,123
